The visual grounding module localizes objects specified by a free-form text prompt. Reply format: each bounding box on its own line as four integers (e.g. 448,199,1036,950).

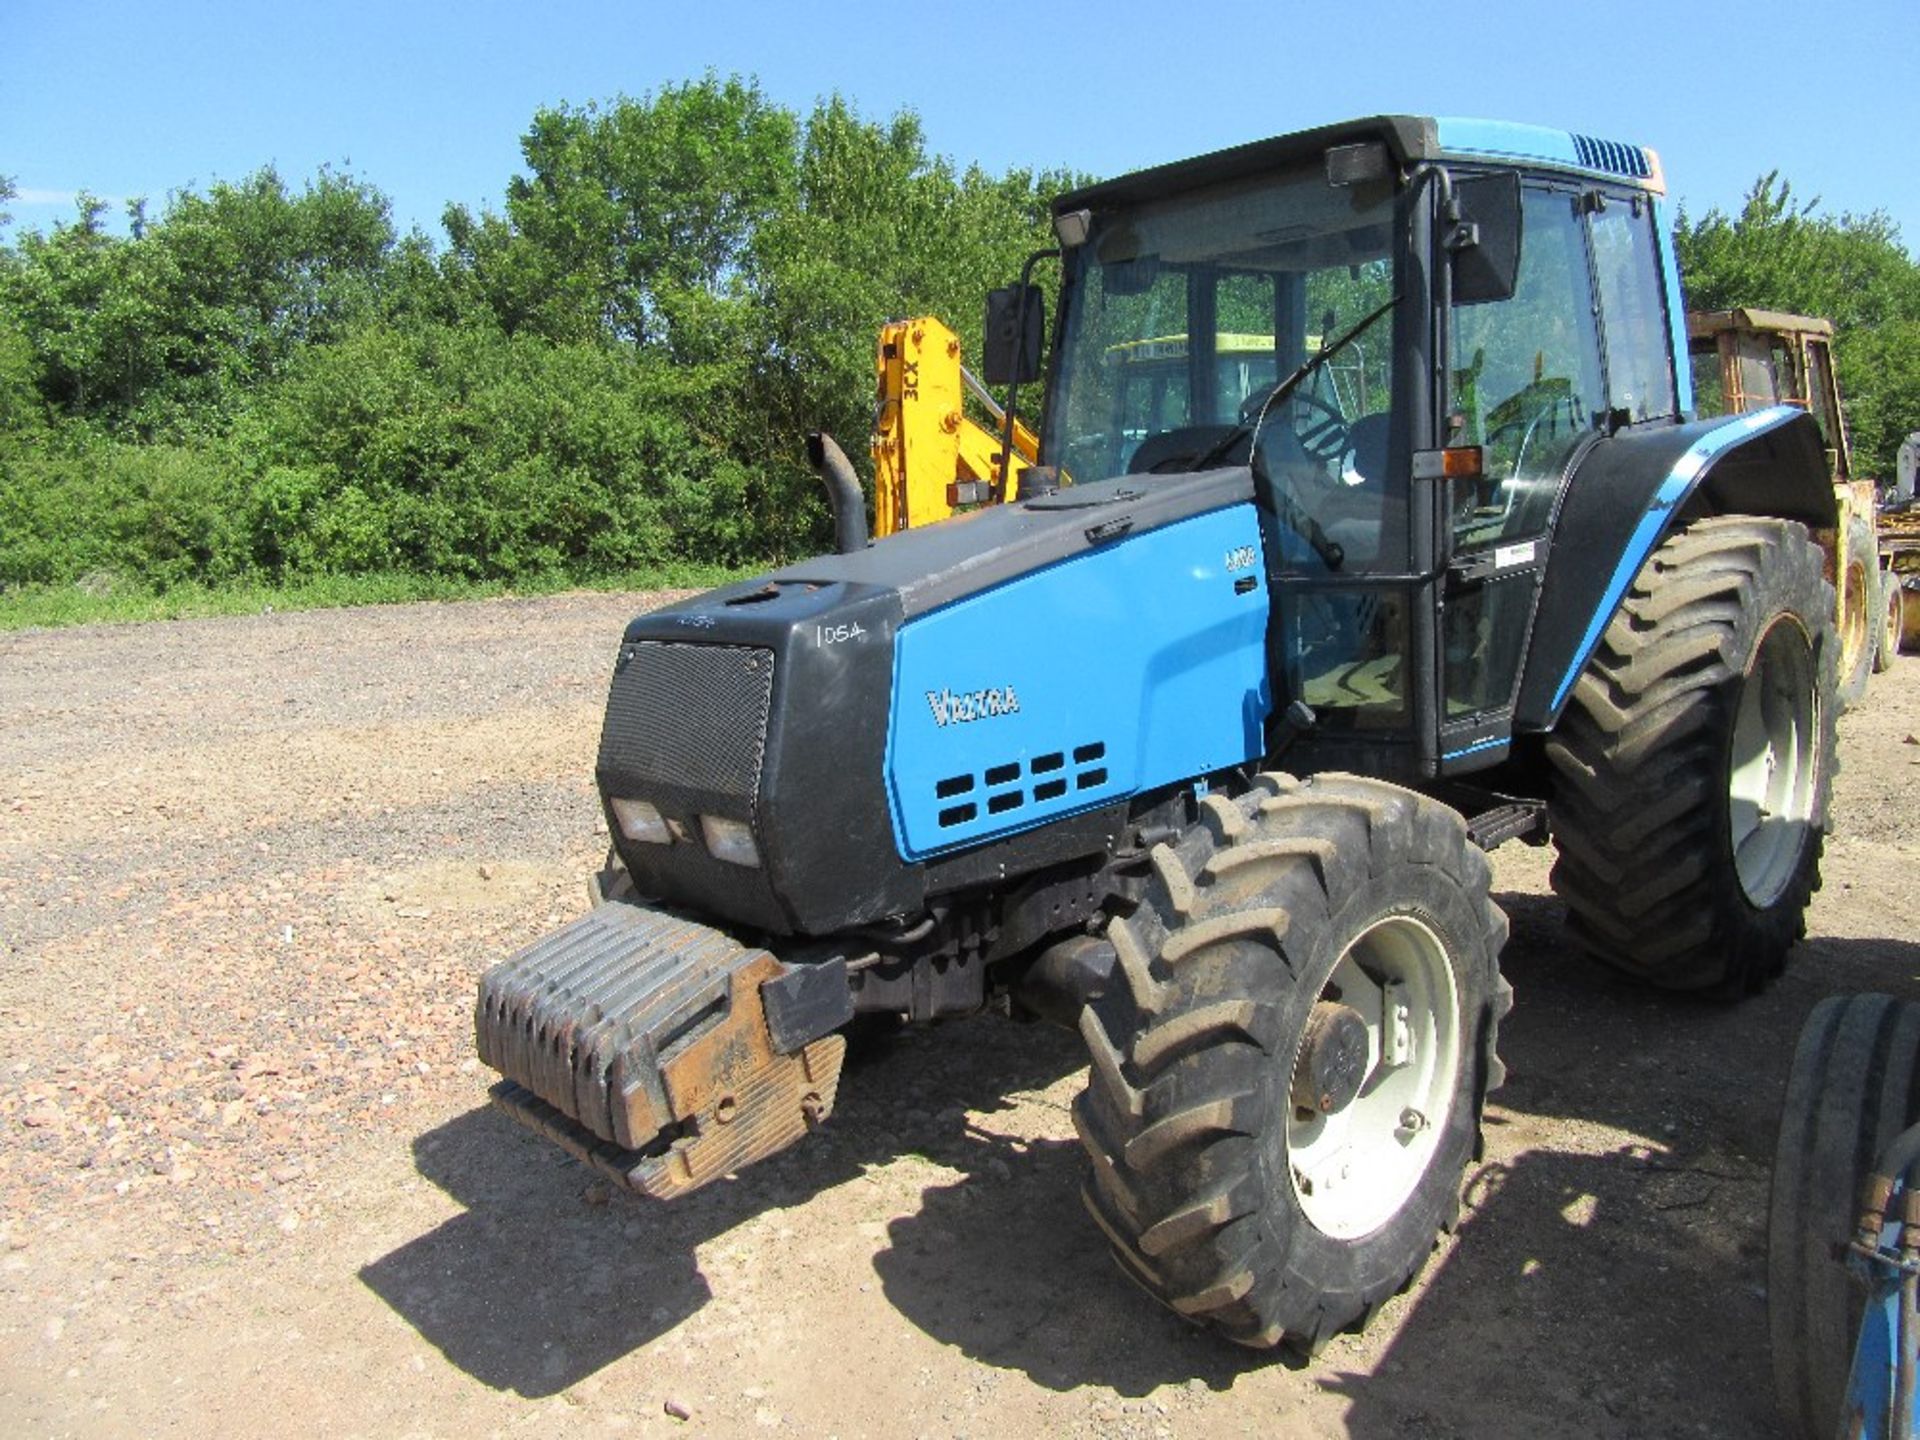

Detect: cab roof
1687,308,1835,341
1055,115,1665,216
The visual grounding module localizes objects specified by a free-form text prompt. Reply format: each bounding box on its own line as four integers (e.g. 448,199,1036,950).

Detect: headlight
699,814,761,868
610,797,672,845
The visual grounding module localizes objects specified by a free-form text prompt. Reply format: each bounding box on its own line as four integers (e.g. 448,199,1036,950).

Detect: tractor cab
1687,308,1854,481
1018,117,1692,780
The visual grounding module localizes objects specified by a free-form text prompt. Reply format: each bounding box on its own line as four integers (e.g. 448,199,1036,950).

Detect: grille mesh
597,642,774,817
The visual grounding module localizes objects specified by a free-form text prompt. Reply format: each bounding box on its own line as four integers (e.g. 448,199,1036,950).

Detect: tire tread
1547,516,1837,994
1073,773,1506,1349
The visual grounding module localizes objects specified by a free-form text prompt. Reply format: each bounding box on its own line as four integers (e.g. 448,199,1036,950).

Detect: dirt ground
1,589,1915,1439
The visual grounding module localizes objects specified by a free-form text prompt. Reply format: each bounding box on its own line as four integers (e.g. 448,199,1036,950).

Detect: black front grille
598,642,775,820
596,640,788,932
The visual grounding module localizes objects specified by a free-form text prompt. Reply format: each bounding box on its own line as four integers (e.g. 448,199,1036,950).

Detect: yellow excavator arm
871,316,1039,537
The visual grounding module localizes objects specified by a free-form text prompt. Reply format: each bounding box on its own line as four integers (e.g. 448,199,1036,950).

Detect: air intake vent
932,740,1110,830
1571,133,1652,181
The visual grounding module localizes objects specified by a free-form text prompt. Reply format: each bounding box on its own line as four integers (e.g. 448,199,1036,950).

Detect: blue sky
4,0,1916,259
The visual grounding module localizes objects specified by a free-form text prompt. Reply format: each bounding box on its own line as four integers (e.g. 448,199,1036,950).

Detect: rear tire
1837,514,1877,707
1072,773,1509,1352
1768,993,1920,1440
1547,516,1837,994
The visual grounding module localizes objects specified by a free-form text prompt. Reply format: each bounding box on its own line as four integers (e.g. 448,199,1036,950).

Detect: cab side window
1804,338,1847,477
1439,178,1683,735
1449,186,1607,548
1589,198,1678,423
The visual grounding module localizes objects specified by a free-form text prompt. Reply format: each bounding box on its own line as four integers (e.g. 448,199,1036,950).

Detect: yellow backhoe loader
869,316,1037,536
1687,308,1895,700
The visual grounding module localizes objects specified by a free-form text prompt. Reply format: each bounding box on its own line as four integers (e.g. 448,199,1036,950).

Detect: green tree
236,319,755,578
0,168,398,435
0,77,1080,594
448,75,797,349
438,79,1070,556
733,97,1068,549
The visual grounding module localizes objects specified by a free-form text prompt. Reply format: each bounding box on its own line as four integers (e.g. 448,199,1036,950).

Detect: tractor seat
1126,425,1239,475
1319,412,1394,566
1345,412,1391,489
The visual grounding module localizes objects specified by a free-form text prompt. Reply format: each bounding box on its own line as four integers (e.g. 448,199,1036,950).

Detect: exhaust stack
807,431,870,555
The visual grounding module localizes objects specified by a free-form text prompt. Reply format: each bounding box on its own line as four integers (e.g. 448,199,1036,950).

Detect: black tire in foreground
1072,773,1509,1352
1768,993,1920,1440
1547,516,1838,996
1837,513,1878,707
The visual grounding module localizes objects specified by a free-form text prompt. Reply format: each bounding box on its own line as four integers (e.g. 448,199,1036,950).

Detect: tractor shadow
1487,887,1920,1151
866,1133,1263,1396
1326,1142,1784,1438
362,884,1920,1409
359,1015,1094,1397
1319,890,1920,1437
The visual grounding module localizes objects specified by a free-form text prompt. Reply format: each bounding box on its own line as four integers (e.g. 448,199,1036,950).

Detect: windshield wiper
1187,293,1399,473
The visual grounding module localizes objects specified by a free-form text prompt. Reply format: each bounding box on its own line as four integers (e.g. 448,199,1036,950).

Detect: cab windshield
1045,164,1403,572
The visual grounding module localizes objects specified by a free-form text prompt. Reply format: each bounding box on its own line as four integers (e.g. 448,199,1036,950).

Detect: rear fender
1515,407,1833,730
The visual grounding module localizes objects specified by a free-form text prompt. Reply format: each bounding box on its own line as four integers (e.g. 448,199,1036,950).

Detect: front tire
1547,516,1837,995
1072,773,1509,1352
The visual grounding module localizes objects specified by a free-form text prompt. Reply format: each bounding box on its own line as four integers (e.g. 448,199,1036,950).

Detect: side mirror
983,284,1045,387
1451,172,1523,306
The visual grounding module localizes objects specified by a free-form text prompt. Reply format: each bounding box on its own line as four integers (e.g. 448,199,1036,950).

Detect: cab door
1437,182,1643,767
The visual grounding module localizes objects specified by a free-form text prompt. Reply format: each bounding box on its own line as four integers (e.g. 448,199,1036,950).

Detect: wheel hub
1728,617,1818,908
1291,1001,1370,1116
1286,914,1463,1240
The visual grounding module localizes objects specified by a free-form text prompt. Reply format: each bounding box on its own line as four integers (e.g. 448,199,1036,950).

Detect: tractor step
475,902,846,1199
1466,799,1547,850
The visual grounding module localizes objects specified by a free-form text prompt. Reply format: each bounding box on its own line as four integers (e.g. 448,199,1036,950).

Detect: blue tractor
476,115,1842,1353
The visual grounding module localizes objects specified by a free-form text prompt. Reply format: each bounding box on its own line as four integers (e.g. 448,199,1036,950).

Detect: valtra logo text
925,686,1021,727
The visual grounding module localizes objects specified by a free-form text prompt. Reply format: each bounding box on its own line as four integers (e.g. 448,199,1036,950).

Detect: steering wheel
1484,400,1581,508
1239,386,1350,463
1481,379,1577,482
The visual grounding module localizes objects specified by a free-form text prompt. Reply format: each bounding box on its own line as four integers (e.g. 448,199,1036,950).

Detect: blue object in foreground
1844,1194,1918,1439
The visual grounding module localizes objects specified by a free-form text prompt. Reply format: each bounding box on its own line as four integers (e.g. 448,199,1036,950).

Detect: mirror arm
1403,162,1456,227
998,246,1060,496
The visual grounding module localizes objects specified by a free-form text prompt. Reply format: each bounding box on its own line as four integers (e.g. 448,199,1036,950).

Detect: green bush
239,322,764,580
0,435,248,588
0,78,1071,601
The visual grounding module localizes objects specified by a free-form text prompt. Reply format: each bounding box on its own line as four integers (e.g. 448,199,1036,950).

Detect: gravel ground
1,589,1916,1439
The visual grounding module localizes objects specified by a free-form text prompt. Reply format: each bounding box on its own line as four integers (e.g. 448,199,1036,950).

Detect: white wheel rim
1287,915,1462,1241
1729,617,1818,907
1887,582,1903,658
